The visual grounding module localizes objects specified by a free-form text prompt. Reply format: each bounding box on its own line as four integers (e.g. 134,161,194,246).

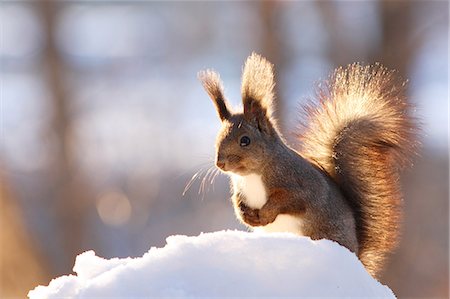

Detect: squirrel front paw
238,202,262,226
238,202,278,227
258,204,279,226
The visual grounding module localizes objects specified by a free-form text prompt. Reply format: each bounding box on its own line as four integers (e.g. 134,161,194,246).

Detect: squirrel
198,53,418,278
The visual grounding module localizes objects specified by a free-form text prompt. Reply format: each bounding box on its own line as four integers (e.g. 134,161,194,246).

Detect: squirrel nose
216,156,226,170
216,160,226,170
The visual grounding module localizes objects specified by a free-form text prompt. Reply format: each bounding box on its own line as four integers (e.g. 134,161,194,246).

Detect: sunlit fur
241,53,275,119
297,63,419,276
198,70,231,121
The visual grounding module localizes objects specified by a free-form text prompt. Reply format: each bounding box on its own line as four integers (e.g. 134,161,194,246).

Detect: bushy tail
297,63,419,277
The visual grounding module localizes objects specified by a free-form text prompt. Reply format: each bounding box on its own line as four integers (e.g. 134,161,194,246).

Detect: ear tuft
198,69,231,121
198,70,224,103
241,53,275,118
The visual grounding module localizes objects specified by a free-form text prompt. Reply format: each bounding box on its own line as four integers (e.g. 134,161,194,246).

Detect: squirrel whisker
182,167,207,197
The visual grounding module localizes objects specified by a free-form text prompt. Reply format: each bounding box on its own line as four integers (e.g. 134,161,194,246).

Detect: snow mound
29,230,395,298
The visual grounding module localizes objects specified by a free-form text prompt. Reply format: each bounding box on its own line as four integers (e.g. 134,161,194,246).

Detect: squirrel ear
198,70,231,121
244,98,274,134
241,53,276,134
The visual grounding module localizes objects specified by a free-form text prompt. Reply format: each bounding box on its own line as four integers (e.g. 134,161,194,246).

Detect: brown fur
297,63,418,276
198,70,231,121
199,54,418,279
241,53,276,118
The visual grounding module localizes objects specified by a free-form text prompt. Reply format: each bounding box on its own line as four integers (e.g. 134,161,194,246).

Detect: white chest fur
231,174,303,235
232,174,267,209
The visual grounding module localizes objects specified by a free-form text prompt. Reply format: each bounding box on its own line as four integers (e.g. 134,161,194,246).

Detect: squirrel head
199,53,281,176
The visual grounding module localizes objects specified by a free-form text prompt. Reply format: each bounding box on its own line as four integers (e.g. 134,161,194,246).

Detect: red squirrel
198,53,418,277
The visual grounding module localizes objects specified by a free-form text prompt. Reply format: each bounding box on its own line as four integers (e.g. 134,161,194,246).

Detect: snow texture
29,230,395,298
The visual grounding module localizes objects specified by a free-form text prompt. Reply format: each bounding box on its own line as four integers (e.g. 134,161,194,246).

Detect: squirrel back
297,63,418,275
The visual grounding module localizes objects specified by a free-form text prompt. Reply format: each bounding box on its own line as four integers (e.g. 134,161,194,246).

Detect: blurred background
1,1,448,298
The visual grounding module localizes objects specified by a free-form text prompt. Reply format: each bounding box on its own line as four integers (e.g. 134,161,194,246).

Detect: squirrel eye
239,136,251,147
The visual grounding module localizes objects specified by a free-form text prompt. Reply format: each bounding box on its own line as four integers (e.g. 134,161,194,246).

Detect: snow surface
28,230,395,298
